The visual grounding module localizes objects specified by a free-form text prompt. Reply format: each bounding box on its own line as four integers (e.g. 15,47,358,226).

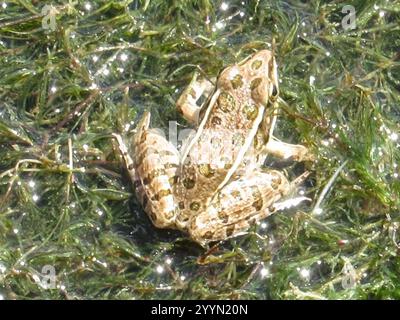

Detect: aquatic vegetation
0,0,399,299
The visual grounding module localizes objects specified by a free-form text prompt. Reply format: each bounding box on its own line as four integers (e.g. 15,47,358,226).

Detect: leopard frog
113,49,312,246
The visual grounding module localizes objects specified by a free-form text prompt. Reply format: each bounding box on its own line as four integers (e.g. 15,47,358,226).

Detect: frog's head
246,49,279,106
217,49,279,107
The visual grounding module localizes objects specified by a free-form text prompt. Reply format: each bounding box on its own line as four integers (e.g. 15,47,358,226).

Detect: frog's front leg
263,137,314,162
176,73,215,124
188,170,294,245
256,102,314,163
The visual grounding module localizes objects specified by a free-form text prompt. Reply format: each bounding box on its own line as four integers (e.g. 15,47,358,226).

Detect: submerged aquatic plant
0,0,399,299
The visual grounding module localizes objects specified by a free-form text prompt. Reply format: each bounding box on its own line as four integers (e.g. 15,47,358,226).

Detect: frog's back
176,50,278,228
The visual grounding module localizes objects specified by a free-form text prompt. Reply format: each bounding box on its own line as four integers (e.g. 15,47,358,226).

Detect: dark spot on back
251,60,263,70
198,164,215,178
231,74,244,89
250,77,262,90
217,91,235,112
243,104,258,120
211,116,222,125
183,177,196,189
190,202,200,211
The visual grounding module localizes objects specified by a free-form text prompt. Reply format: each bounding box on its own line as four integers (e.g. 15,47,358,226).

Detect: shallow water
0,0,399,300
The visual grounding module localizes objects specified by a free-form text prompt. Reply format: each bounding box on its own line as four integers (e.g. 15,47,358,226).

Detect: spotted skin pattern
114,112,180,229
114,50,312,245
189,170,290,244
176,50,279,229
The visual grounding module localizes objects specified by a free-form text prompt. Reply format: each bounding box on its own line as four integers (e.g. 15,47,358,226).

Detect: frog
113,49,313,246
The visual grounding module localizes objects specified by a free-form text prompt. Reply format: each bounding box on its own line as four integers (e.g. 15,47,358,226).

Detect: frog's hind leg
188,170,296,245
256,100,314,163
135,128,182,229
113,124,181,230
112,133,149,211
176,73,215,124
112,111,152,181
